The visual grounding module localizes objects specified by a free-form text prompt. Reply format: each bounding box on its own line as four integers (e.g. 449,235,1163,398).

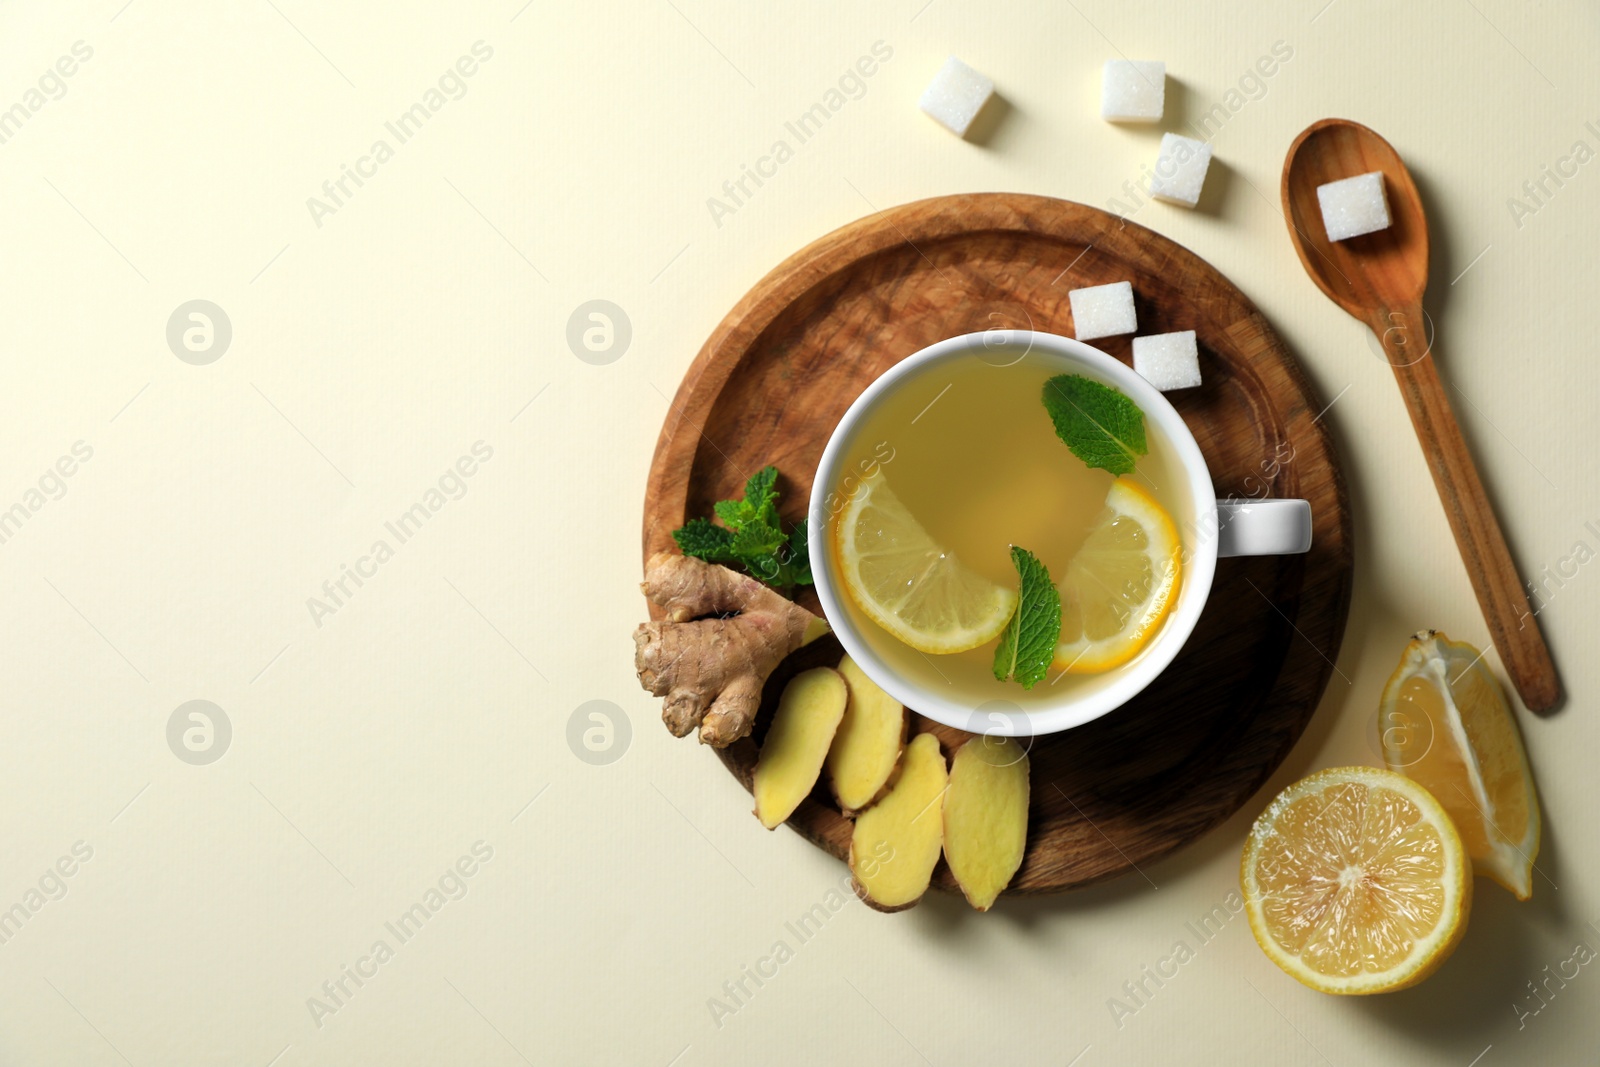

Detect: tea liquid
831,349,1190,709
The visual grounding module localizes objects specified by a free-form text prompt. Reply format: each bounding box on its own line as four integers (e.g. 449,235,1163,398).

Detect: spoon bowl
1280,118,1560,711
1283,119,1429,322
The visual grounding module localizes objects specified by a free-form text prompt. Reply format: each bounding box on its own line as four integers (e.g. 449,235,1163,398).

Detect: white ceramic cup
808,330,1312,737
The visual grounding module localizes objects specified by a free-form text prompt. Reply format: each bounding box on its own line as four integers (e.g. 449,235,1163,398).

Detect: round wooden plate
641,193,1353,893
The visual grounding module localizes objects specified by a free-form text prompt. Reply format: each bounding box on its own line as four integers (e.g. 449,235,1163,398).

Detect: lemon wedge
1380,630,1541,900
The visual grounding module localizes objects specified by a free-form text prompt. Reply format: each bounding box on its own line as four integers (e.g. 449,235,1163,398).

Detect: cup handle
1216,499,1313,558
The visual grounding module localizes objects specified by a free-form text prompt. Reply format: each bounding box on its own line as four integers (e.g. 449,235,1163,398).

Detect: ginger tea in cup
811,330,1312,737
821,343,1193,712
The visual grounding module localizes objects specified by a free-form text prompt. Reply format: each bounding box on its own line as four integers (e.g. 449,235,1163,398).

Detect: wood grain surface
640,192,1354,894
1281,118,1559,711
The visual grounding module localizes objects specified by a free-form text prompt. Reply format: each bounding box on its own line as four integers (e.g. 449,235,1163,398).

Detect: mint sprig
992,546,1060,690
672,466,812,591
1041,374,1147,476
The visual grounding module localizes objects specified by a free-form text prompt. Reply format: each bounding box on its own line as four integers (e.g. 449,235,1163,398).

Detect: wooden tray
641,193,1353,894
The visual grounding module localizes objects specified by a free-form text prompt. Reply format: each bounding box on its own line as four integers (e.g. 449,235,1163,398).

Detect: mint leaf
743,466,779,523
786,521,812,586
729,520,785,561
992,546,1061,690
749,520,811,589
713,498,749,528
669,466,814,591
1041,374,1147,476
673,517,735,562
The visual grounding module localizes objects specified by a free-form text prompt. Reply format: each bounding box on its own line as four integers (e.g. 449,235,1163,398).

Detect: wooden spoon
1281,117,1560,711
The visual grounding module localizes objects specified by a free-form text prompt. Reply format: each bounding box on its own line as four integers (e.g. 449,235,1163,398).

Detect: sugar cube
919,57,995,138
1101,60,1165,122
1148,133,1213,208
1069,281,1137,342
1317,171,1391,241
1133,331,1202,391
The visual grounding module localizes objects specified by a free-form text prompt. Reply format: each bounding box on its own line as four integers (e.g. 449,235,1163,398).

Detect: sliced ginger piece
827,656,909,815
850,732,948,911
942,736,1029,910
752,668,848,830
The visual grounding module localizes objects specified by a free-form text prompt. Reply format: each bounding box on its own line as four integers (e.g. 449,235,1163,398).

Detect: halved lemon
1380,631,1541,900
1241,766,1471,995
1052,477,1181,673
833,470,1015,654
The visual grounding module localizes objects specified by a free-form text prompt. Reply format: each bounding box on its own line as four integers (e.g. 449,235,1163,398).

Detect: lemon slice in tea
1052,477,1181,673
833,470,1015,654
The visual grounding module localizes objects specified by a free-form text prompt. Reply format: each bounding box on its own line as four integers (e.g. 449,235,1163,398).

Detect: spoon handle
1373,304,1560,710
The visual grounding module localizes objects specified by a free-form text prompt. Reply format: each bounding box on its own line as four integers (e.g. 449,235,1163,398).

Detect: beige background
0,0,1594,1063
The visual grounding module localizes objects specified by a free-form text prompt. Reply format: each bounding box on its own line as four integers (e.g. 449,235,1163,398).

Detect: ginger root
752,667,848,829
827,656,908,815
634,551,828,747
850,732,947,911
942,736,1030,911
